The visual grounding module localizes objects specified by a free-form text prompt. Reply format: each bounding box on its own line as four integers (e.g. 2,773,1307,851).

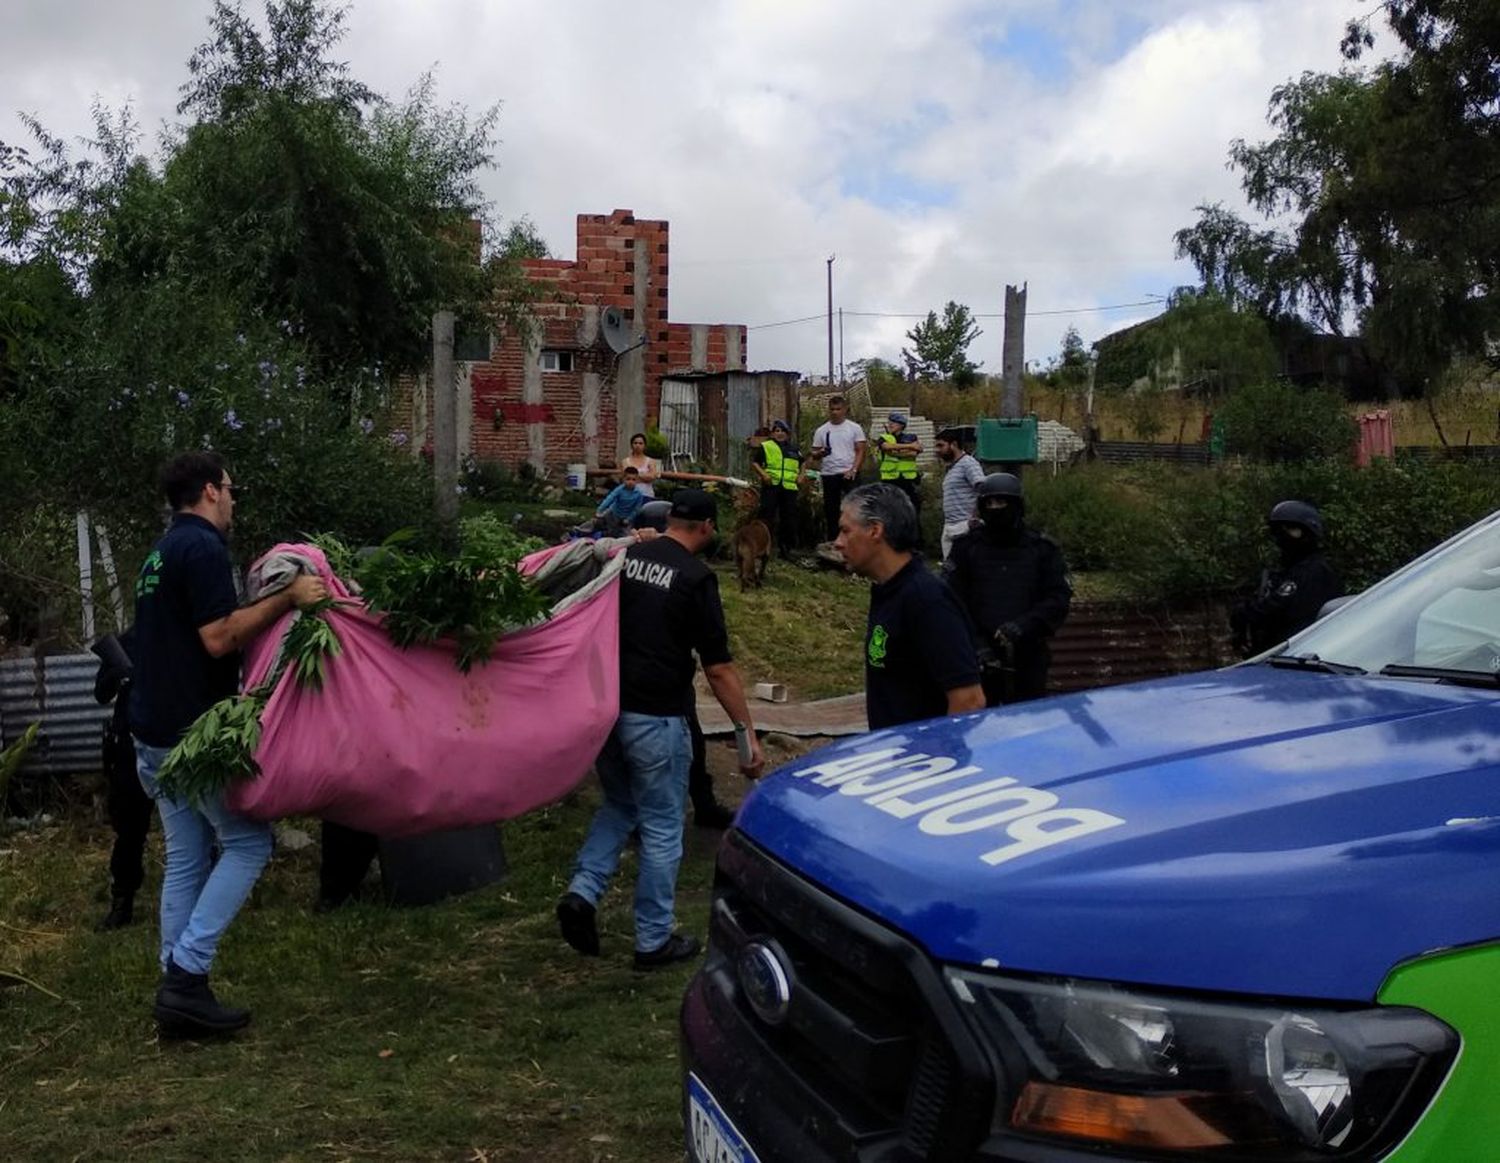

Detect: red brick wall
387,210,747,476
665,322,749,377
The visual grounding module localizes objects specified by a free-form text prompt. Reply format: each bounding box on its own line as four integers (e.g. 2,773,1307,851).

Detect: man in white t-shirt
807,395,867,541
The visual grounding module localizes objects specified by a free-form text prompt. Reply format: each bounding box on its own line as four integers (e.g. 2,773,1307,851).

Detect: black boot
154,959,252,1037
94,894,135,932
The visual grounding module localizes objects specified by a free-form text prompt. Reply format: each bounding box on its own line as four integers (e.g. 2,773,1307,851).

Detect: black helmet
634,500,673,533
1267,499,1323,542
977,472,1023,504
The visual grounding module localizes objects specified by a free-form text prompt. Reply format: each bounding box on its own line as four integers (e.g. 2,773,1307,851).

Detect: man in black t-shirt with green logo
834,483,985,730
559,489,764,969
131,451,327,1037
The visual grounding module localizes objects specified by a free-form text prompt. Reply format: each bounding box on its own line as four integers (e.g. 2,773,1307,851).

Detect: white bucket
565,463,587,490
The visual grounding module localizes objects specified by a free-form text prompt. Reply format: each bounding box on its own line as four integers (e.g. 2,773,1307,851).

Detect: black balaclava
980,500,1022,539
1269,522,1315,563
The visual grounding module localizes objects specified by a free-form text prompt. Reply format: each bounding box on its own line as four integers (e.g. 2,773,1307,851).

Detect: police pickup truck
682,510,1500,1162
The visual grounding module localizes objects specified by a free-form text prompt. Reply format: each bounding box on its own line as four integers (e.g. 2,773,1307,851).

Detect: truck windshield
1279,512,1500,678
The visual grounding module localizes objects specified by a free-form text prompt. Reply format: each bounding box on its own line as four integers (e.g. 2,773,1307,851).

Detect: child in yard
592,466,647,535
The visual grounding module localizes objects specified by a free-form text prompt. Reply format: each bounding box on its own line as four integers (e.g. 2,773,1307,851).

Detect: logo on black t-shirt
136,549,164,599
868,624,889,668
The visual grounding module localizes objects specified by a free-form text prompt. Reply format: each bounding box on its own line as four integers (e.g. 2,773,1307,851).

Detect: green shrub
1216,381,1358,463
462,457,539,503
1025,465,1162,575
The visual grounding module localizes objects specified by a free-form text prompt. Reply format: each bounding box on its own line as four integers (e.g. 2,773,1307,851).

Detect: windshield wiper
1263,653,1367,676
1378,663,1500,689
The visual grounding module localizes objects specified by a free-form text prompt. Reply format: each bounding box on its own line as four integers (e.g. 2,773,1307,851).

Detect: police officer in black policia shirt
1230,500,1343,656
834,482,985,729
944,473,1073,707
559,489,764,969
632,498,736,829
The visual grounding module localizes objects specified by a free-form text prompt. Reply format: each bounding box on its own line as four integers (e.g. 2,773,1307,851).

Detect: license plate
687,1072,761,1163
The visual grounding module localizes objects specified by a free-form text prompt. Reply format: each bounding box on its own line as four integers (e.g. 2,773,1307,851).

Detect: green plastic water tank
976,416,1039,463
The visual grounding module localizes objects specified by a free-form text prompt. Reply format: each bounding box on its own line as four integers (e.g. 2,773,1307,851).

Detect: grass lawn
0,778,784,1162
715,558,868,701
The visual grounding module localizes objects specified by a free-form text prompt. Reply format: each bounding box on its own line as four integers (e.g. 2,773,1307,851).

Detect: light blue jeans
135,741,274,976
568,712,691,953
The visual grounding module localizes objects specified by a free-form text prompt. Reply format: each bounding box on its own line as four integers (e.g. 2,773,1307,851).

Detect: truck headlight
946,969,1456,1159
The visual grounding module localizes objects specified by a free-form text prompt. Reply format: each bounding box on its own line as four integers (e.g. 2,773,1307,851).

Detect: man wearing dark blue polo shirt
131,451,326,1037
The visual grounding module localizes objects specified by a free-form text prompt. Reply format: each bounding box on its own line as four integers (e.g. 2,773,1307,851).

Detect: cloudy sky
3,0,1374,376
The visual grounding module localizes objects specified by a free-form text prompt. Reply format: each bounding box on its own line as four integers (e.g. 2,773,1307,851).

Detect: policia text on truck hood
681,509,1500,1162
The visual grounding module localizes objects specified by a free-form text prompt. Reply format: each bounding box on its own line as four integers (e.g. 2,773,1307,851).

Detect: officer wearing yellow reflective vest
751,419,802,557
876,412,923,520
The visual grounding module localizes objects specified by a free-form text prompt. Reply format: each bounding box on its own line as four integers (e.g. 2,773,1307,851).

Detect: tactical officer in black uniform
1230,500,1343,656
944,473,1072,706
91,628,153,930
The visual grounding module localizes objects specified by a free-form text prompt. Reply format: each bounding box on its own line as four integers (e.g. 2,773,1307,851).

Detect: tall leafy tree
901,300,983,387
0,0,537,594
496,216,551,261
1174,0,1500,390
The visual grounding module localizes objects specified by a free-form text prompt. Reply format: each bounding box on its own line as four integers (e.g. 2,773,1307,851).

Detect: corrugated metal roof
0,653,107,775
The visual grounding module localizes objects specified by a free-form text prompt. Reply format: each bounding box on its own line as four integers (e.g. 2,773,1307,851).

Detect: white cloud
1,0,1370,376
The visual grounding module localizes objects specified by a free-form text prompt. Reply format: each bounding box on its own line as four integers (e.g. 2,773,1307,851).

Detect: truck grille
707,830,991,1160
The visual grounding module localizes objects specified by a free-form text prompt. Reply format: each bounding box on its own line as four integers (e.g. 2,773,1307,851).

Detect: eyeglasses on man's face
213,480,245,499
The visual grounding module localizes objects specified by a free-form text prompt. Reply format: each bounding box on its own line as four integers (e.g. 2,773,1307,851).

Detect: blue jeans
135,741,274,976
568,713,691,953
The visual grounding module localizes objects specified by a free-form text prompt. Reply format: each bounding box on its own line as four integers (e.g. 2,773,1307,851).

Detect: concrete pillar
616,247,649,461
522,325,546,474
456,361,473,463
725,326,743,371
580,306,601,468
691,324,709,371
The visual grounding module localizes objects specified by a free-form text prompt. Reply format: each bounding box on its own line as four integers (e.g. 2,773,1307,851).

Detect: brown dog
732,516,772,590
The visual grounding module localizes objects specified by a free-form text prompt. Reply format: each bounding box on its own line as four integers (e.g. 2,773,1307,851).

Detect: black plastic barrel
378,825,508,907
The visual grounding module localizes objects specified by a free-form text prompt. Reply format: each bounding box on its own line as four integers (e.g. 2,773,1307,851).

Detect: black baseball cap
669,488,717,521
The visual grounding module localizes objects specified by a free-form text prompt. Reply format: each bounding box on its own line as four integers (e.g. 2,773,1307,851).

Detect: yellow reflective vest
878,433,919,480
762,438,800,490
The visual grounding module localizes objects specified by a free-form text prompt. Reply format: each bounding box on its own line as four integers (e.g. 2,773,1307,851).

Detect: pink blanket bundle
226,541,621,836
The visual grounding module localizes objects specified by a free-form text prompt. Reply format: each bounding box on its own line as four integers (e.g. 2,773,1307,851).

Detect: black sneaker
693,801,735,830
556,892,600,956
633,932,701,971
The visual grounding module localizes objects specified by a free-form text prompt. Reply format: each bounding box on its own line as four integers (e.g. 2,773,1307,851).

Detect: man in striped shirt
936,428,985,560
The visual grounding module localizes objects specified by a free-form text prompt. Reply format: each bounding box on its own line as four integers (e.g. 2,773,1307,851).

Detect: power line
844,297,1167,321
746,313,828,331
746,296,1166,331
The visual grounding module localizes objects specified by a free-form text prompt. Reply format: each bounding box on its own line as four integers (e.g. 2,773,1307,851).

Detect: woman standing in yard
621,432,661,497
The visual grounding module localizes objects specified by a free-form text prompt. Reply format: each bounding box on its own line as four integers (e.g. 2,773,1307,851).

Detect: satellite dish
600,306,638,354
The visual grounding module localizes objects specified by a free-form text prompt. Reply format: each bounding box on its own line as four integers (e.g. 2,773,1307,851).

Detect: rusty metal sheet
1047,602,1233,694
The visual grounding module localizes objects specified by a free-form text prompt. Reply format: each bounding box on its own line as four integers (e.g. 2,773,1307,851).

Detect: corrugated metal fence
1049,601,1234,695
1092,441,1212,466
0,653,107,775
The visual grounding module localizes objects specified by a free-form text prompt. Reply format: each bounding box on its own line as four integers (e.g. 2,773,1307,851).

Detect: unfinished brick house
393,209,748,478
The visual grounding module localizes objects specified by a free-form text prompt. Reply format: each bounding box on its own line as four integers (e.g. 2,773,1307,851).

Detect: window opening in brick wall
541,350,575,373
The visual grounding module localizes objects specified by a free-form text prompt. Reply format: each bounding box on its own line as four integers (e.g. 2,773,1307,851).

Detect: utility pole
838,307,845,386
826,255,835,387
1001,283,1027,419
432,309,459,534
